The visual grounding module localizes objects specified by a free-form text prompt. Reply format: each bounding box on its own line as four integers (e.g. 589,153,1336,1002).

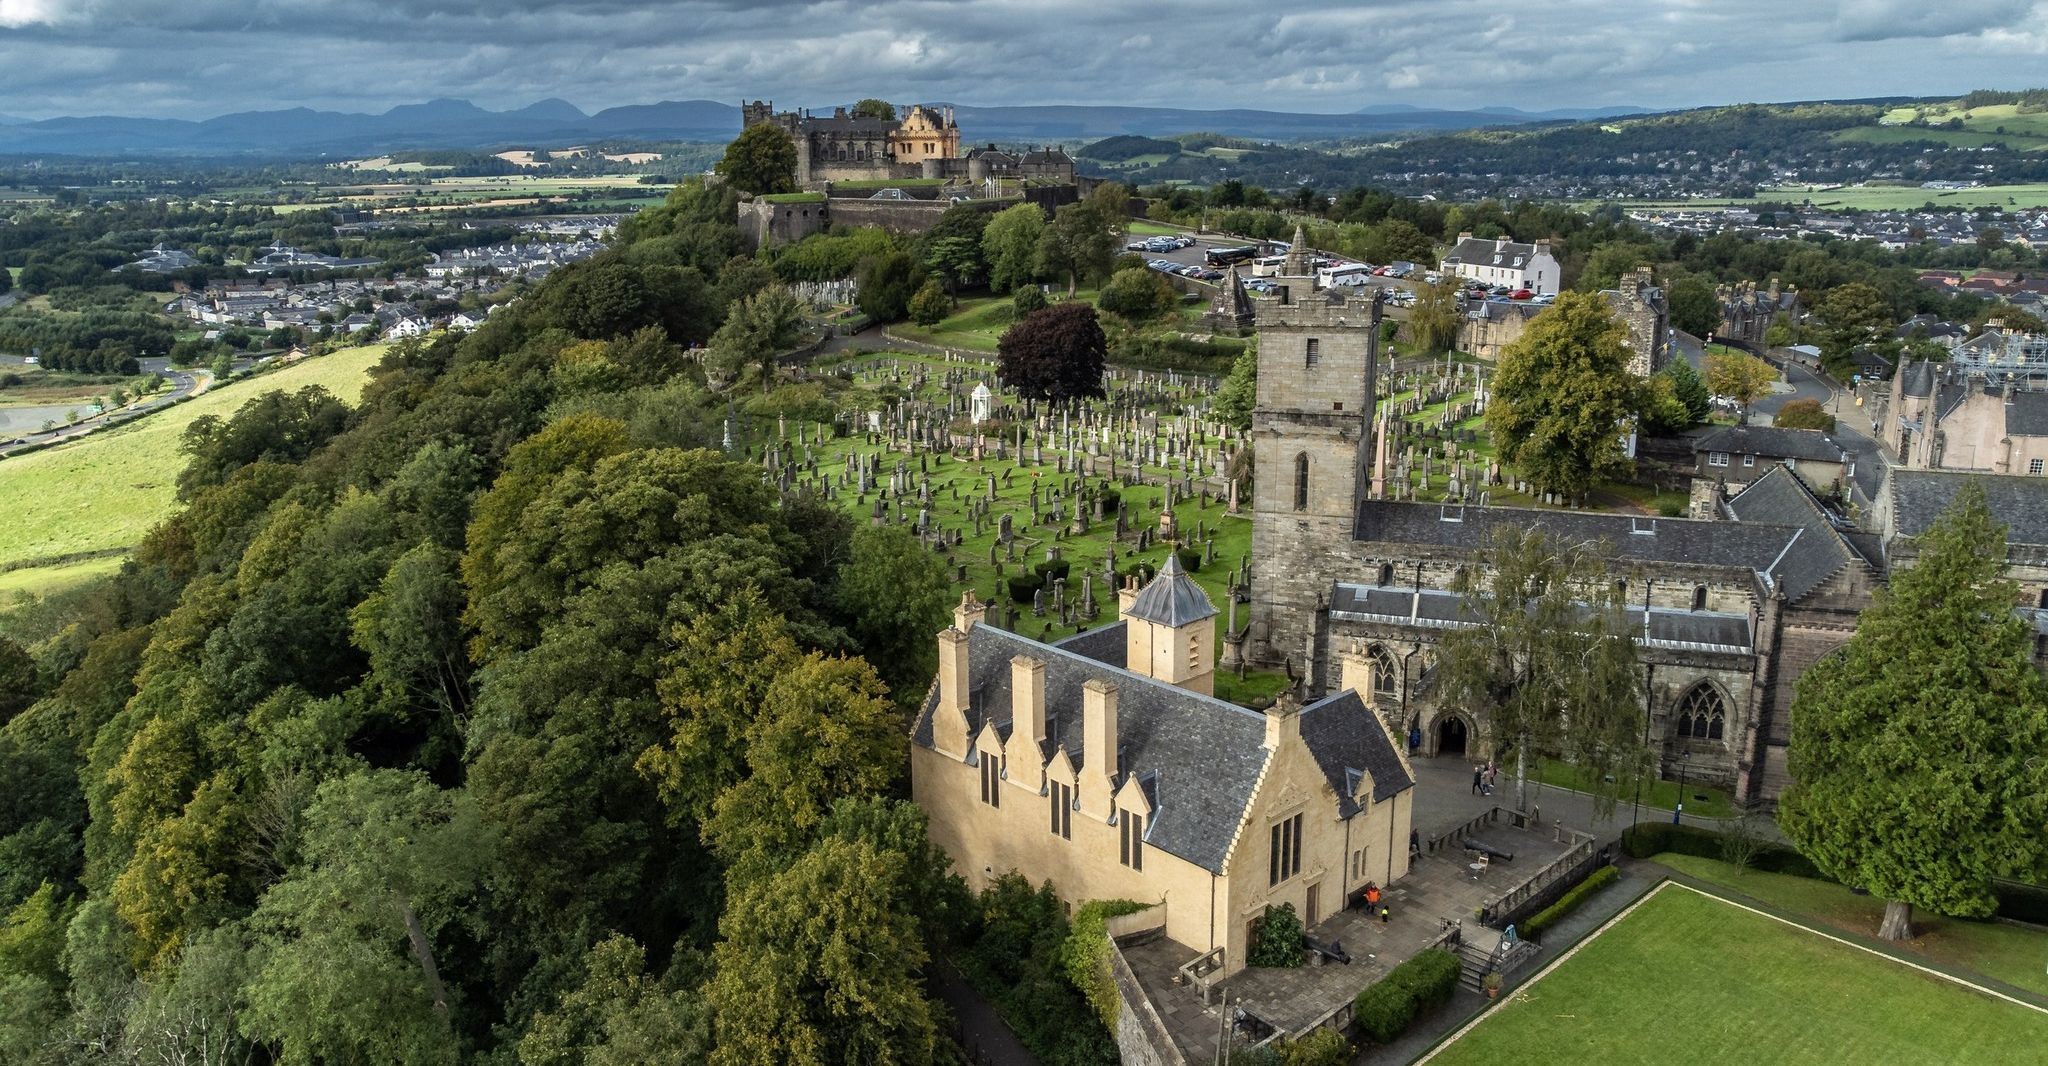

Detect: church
1238,249,2048,807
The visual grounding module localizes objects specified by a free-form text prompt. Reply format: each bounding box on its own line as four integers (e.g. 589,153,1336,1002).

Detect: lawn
0,554,125,608
1581,183,2048,212
1654,853,2048,999
0,345,386,575
1125,221,1189,237
1423,884,2046,1065
1528,757,1736,818
891,290,1101,353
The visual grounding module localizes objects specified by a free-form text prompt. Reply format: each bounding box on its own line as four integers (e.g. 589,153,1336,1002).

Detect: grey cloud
0,0,2040,121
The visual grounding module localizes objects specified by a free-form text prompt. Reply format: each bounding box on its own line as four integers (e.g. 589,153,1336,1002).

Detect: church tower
1248,239,1384,687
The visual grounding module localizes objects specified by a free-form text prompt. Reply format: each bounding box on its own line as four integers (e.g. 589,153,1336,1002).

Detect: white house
1439,234,1561,295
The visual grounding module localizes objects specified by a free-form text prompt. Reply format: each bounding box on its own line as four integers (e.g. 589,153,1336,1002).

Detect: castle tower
1248,270,1385,687
1122,553,1219,695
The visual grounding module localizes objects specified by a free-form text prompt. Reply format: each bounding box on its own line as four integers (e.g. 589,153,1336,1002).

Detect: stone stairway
1456,930,1500,994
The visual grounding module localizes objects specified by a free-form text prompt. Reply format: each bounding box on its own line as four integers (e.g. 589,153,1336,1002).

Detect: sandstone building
739,99,1075,190
911,559,1416,980
1457,266,1668,376
1877,329,2048,475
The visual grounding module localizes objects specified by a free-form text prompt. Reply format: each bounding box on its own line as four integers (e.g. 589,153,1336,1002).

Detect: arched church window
1368,644,1398,696
1691,585,1709,612
1378,563,1394,587
1676,682,1727,742
1294,453,1309,511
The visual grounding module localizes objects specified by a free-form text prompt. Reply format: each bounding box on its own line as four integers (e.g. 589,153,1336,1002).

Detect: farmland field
1586,183,2048,212
1422,883,2047,1066
0,345,385,581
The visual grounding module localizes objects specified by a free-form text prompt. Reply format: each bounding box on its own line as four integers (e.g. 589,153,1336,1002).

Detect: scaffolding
1951,331,2048,389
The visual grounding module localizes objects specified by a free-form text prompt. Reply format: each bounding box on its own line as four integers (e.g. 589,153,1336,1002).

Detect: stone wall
1110,941,1185,1066
826,196,1007,236
737,198,830,250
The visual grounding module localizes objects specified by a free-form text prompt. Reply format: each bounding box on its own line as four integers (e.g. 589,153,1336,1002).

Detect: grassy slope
0,346,385,574
1427,886,2043,1065
1655,853,2048,998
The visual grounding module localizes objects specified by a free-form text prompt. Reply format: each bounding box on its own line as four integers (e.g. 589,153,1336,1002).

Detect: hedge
1352,948,1461,1044
1520,864,1618,939
1622,823,2048,925
1059,899,1150,1032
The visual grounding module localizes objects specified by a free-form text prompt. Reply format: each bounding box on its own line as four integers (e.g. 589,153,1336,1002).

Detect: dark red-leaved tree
997,302,1106,404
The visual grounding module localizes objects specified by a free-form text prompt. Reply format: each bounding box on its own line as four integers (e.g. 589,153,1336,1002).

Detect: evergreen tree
1662,356,1711,423
1780,483,2048,940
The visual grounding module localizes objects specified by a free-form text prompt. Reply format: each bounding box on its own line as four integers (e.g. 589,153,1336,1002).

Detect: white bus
1250,255,1289,278
1318,262,1373,287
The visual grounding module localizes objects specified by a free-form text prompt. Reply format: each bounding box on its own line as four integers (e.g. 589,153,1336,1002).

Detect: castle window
2032,458,2044,476
1050,780,1072,840
979,751,1003,808
1676,682,1727,742
1305,338,1320,368
1269,812,1303,886
1377,562,1394,586
1120,810,1145,870
1691,585,1708,612
1294,454,1309,511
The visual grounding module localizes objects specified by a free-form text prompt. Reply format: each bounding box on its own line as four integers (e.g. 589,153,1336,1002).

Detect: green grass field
0,345,386,582
1592,183,2048,212
1424,884,2046,1065
0,554,125,606
891,290,1102,352
1655,853,2048,998
1125,221,1189,237
1529,758,1736,819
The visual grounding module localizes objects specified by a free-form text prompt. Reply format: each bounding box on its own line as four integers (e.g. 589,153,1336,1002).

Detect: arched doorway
1437,715,1468,756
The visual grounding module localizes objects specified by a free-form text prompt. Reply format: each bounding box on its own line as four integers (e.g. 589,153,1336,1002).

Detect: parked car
1126,240,1151,251
1508,289,1534,300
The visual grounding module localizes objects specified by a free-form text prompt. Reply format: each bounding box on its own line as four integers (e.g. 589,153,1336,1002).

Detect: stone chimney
1117,574,1142,616
954,590,986,632
1264,690,1302,750
1336,641,1374,699
933,627,972,757
1008,655,1049,792
1081,678,1119,814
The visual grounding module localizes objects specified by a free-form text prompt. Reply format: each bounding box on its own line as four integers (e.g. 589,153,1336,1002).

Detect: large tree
996,302,1107,404
981,203,1046,294
1434,527,1648,814
1666,273,1722,338
1779,483,2048,940
833,526,952,701
1035,197,1121,295
851,99,895,120
1484,290,1643,499
1704,351,1777,423
1407,279,1462,356
1814,281,1894,375
715,124,798,196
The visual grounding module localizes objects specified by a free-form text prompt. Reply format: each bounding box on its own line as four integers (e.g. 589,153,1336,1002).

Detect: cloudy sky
1,0,2045,120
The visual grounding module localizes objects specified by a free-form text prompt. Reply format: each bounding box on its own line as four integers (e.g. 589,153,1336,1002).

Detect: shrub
1008,574,1044,606
1247,903,1304,967
1013,286,1048,317
1521,864,1619,939
908,278,954,326
1034,558,1072,584
1620,822,1824,879
1092,485,1121,514
1121,561,1155,586
1175,547,1202,573
1279,1028,1349,1066
1058,899,1149,1032
1352,948,1461,1043
1773,397,1835,431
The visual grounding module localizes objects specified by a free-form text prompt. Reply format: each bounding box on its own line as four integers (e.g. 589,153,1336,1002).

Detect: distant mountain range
0,97,1648,158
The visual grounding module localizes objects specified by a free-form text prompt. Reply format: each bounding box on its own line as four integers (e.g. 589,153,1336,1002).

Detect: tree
1096,266,1176,321
1036,199,1119,295
1815,281,1894,375
907,279,953,328
707,836,938,1066
1575,242,1651,292
1764,313,1795,349
706,284,804,390
855,250,920,324
1637,374,1693,436
1704,352,1777,423
241,770,493,1064
1213,345,1258,432
518,935,710,1066
851,99,895,120
1773,398,1835,431
1362,219,1435,266
982,203,1046,294
715,124,798,195
832,526,951,701
1662,356,1711,424
997,302,1107,404
0,636,36,725
1666,274,1721,338
1779,483,2048,940
1433,527,1648,814
1011,286,1046,318
1407,280,1462,356
1484,291,1643,499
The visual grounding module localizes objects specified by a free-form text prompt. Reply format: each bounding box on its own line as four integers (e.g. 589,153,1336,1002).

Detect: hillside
0,345,384,590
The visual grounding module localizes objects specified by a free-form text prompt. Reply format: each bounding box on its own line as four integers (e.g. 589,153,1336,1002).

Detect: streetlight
1672,750,1691,825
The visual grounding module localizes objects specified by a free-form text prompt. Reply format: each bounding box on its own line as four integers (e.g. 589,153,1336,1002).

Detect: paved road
0,366,207,457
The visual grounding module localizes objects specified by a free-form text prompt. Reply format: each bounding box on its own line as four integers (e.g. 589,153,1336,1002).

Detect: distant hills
0,97,1647,158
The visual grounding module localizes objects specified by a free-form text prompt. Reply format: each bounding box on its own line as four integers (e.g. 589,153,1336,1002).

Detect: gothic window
1294,453,1310,511
1692,585,1709,612
1268,812,1303,886
1676,682,1727,742
1368,644,1398,696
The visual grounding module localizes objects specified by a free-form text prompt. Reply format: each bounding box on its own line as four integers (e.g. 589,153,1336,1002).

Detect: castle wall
736,198,830,251
826,196,1005,236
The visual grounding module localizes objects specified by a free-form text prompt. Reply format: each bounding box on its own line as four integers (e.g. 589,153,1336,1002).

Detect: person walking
1379,905,1392,925
1471,765,1483,795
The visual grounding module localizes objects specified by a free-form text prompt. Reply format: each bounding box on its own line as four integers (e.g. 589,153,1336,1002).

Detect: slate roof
1441,237,1548,269
913,623,1274,874
1124,553,1218,628
1328,584,1755,652
1297,691,1415,815
1052,622,1127,668
1354,500,1797,572
1900,360,1937,398
1694,425,1846,464
1888,470,2048,546
1723,466,1871,600
2005,391,2048,437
